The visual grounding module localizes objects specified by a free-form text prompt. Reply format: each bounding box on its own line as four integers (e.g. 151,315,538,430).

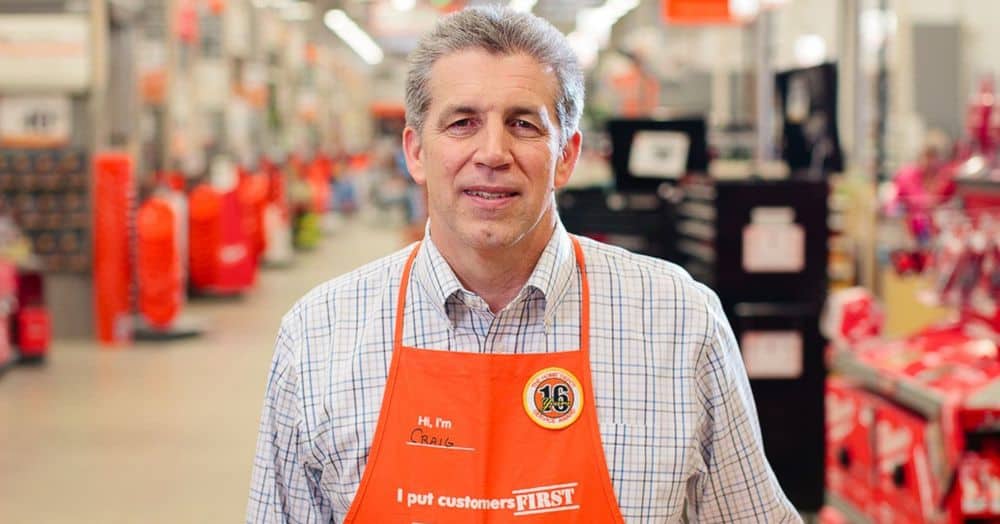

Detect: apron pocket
599,422,689,523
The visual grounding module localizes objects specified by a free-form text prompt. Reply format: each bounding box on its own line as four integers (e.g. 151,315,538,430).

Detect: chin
462,225,521,251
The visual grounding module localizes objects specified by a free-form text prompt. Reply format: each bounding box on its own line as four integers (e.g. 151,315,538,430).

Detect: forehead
425,48,559,114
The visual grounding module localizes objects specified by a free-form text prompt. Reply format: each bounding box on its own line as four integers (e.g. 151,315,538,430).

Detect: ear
553,130,582,189
402,126,425,185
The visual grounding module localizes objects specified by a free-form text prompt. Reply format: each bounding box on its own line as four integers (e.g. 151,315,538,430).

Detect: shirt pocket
599,422,690,523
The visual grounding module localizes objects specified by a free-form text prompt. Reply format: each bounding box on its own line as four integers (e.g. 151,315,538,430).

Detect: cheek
520,142,557,171
430,146,469,183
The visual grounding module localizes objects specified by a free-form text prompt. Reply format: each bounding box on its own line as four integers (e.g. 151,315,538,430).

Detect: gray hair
405,5,584,147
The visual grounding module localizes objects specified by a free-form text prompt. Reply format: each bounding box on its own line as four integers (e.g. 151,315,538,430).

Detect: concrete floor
0,218,404,523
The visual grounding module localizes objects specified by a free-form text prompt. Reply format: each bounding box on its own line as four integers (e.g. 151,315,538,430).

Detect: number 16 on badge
523,367,583,429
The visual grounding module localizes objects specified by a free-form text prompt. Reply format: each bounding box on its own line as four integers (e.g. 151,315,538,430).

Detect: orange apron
345,236,623,523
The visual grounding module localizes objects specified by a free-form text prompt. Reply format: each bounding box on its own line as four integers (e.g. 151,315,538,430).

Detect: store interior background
2,0,1000,522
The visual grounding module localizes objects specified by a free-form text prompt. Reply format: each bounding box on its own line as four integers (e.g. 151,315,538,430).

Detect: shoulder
278,244,416,343
576,235,720,315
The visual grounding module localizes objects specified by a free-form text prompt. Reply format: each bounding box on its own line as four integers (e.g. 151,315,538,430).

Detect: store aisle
0,218,405,523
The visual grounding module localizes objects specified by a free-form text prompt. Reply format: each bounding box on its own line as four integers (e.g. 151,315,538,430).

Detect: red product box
873,401,950,524
826,378,878,514
958,450,1000,518
17,305,50,357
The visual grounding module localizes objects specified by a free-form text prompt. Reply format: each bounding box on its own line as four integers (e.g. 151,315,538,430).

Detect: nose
473,119,512,170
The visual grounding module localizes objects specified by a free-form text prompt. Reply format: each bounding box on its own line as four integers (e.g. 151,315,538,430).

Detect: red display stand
92,152,134,346
137,197,181,328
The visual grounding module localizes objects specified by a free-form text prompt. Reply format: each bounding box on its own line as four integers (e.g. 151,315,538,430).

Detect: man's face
403,49,581,254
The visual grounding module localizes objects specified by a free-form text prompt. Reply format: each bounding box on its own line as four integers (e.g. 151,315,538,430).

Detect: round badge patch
523,367,583,429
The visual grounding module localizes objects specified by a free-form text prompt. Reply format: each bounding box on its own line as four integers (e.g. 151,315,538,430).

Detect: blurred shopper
249,6,798,523
885,129,957,245
393,146,428,243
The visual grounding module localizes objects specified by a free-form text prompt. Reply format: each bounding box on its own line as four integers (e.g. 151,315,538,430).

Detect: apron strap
569,235,590,355
393,242,423,349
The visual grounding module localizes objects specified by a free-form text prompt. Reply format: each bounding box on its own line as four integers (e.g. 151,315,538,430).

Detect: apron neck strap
394,242,423,350
570,235,591,354
393,235,590,353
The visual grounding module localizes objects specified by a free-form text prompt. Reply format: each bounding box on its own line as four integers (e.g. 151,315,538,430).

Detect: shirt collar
410,220,578,324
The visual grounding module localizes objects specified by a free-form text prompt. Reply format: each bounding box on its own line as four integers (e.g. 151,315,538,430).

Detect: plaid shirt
248,222,800,523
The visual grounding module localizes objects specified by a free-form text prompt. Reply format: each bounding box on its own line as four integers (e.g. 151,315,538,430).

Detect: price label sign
0,96,72,147
628,130,690,179
742,206,805,273
741,330,803,379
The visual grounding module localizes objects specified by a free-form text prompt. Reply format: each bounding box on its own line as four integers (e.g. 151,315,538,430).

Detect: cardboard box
826,378,878,516
873,401,948,523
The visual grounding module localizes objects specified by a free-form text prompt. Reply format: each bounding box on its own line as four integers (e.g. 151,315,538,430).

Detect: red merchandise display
872,400,946,524
825,378,878,516
136,198,181,329
92,152,134,346
237,171,269,262
17,306,50,358
188,184,221,290
826,203,1000,522
214,189,255,292
12,271,49,360
307,154,332,214
188,182,256,295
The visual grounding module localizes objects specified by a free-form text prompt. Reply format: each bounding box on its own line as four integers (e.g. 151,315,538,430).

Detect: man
248,6,798,523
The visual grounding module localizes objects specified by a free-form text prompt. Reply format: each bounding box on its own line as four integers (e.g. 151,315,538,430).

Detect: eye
511,119,543,137
449,118,477,129
445,118,479,136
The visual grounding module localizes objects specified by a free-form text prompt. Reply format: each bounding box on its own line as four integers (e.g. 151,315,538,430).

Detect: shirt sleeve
686,290,802,523
247,314,333,523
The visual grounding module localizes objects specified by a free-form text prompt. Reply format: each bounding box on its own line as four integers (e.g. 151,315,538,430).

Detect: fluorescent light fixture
392,0,417,11
571,0,639,56
509,0,537,13
729,0,759,19
794,34,826,66
324,9,384,65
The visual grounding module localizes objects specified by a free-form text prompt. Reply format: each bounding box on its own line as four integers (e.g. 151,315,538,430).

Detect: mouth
462,189,520,200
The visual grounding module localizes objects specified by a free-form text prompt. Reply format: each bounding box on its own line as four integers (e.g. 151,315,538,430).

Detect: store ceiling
313,0,610,37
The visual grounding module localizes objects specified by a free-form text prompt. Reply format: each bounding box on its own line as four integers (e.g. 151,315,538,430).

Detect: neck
431,215,557,314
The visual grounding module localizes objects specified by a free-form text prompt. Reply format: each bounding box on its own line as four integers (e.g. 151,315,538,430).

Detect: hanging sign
0,96,72,147
662,0,734,25
0,15,90,92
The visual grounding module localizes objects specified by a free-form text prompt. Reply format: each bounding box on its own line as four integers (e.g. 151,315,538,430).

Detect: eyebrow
436,104,548,127
436,105,480,128
507,106,546,121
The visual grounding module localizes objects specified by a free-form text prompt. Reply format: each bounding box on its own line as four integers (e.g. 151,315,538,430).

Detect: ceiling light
729,0,759,19
794,34,826,67
324,9,384,65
